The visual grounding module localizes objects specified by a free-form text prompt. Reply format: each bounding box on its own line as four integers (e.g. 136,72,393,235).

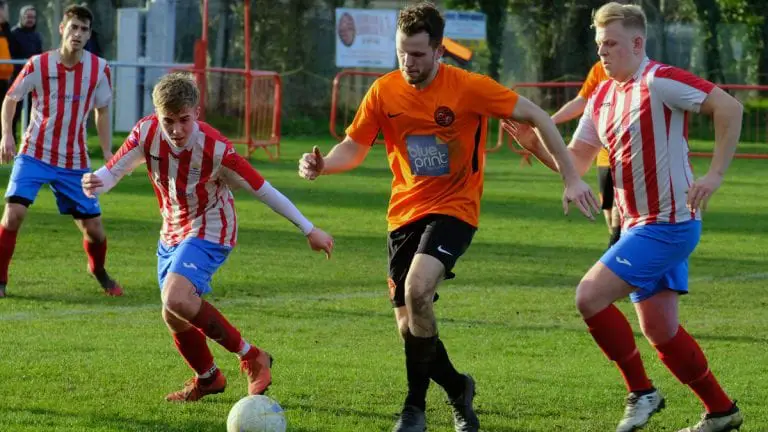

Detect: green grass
0,137,766,431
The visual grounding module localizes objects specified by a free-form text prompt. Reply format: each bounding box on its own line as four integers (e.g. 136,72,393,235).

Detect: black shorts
387,214,476,308
597,167,614,210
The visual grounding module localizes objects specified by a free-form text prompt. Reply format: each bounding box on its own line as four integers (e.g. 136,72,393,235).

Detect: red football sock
173,327,215,375
0,227,18,284
83,238,107,273
655,326,733,413
190,300,244,353
585,304,653,393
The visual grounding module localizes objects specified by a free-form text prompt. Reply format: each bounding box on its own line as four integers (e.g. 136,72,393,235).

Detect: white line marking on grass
2,272,767,322
690,272,768,283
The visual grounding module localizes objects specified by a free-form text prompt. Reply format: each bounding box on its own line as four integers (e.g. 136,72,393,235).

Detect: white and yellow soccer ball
226,395,287,432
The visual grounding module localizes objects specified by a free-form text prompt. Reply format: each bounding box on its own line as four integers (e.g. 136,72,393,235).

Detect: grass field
0,137,766,431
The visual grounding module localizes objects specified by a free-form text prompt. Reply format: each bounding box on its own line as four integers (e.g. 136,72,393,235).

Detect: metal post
195,0,209,120
244,0,252,155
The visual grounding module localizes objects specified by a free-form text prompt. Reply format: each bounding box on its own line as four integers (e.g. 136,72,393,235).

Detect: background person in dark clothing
11,5,42,139
0,0,19,139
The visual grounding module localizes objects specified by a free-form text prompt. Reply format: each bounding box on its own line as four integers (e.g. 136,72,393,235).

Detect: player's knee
404,289,432,317
639,318,677,345
161,307,176,325
404,273,435,303
575,281,604,318
161,287,188,317
2,204,27,230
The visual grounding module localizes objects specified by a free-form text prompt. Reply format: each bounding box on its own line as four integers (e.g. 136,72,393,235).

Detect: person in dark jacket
10,5,42,139
0,0,19,139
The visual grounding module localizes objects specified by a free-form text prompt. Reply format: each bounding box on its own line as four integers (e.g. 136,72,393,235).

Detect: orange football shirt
578,62,610,167
346,63,519,231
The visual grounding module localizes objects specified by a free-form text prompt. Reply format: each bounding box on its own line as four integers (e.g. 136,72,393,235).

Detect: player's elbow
728,97,743,121
569,144,597,176
1,97,14,115
712,97,743,132
525,105,555,132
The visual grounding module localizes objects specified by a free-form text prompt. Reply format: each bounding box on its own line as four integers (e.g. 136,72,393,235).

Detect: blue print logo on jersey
406,135,449,176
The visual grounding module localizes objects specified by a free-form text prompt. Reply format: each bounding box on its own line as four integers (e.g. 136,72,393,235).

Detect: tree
692,0,726,82
643,0,668,63
743,0,768,84
478,0,508,81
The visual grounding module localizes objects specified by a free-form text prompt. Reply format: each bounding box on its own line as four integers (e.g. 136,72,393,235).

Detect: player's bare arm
94,106,113,161
508,96,600,219
298,136,370,180
687,86,743,212
509,96,579,179
499,120,560,171
499,123,599,179
500,94,588,171
0,97,19,164
566,140,602,177
550,95,588,125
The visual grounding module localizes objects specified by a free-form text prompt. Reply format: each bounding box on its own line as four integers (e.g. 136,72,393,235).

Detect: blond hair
152,72,200,114
593,2,647,35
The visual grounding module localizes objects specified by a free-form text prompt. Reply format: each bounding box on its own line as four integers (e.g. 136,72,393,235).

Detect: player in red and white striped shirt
519,4,744,431
0,5,121,298
82,72,334,402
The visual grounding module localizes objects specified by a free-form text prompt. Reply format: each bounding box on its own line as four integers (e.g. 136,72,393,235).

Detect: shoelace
623,395,641,416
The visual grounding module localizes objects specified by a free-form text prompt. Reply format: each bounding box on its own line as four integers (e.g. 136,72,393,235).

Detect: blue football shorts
157,237,232,296
600,220,702,303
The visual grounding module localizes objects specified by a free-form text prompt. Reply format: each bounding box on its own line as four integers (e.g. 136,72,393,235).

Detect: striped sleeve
105,121,146,178
92,62,113,109
651,66,715,113
572,96,601,147
219,146,265,193
7,58,37,101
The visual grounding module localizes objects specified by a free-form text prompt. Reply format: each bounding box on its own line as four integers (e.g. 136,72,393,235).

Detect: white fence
0,59,191,136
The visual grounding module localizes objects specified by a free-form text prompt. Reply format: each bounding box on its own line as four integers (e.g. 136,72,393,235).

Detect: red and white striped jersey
106,115,266,247
7,50,112,170
574,58,715,230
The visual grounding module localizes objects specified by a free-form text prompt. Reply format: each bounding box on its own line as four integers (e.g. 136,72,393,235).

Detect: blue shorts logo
406,135,449,176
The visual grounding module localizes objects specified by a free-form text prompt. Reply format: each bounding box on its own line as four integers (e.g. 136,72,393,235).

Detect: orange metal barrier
330,70,384,142
179,67,282,159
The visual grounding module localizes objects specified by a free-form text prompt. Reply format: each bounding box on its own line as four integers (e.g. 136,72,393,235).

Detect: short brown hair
397,2,444,48
593,2,647,35
152,72,200,114
62,4,93,27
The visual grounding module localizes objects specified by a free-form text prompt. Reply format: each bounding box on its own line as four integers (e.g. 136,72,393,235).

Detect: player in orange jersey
298,3,598,431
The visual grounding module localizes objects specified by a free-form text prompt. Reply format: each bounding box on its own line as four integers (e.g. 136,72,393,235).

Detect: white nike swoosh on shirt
436,245,453,256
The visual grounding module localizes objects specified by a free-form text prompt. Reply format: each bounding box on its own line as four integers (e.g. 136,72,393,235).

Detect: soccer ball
226,395,287,432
